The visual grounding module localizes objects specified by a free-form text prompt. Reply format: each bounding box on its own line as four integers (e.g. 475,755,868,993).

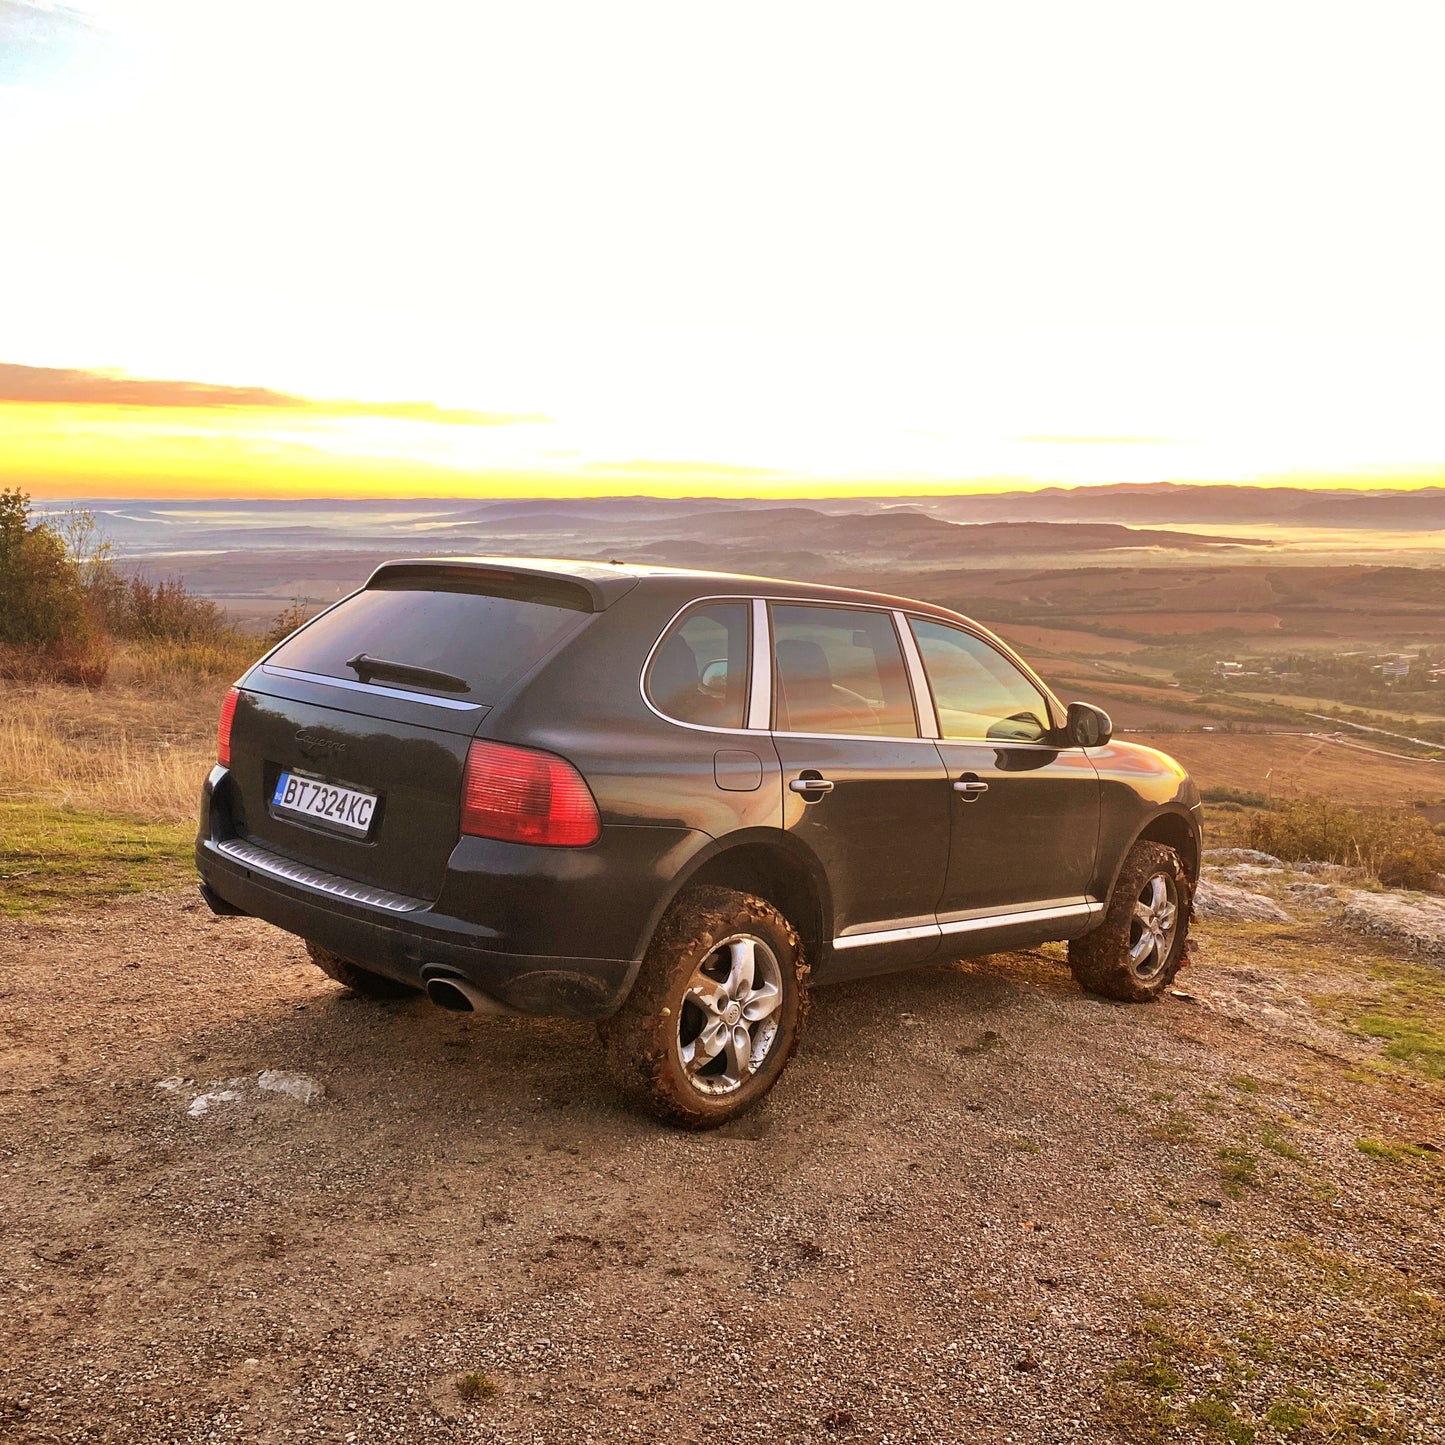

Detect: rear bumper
196,838,623,1016
196,767,708,1020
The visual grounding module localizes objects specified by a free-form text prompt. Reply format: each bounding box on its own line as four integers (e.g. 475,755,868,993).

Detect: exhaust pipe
424,975,511,1015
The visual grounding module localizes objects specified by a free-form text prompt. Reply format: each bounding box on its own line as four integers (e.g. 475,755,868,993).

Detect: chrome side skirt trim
216,837,425,913
261,664,483,711
831,922,940,951
833,900,1102,951
938,899,1102,937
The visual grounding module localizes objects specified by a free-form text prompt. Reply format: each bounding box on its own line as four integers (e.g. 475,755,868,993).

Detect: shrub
1246,797,1445,890
124,635,260,685
0,490,106,681
92,572,229,644
1201,786,1272,808
262,598,320,649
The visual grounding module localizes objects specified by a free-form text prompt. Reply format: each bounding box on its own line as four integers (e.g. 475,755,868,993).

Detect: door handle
953,774,989,801
789,775,835,798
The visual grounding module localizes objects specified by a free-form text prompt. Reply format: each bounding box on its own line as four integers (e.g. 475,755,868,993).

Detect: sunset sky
3,1,1444,498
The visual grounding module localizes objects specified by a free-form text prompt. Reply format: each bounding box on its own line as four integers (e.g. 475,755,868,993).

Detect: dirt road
1,891,1441,1443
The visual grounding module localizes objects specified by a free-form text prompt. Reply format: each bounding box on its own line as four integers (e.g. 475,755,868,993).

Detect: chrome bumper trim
215,837,425,914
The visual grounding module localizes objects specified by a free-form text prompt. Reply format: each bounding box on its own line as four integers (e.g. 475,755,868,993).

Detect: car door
906,616,1102,947
769,601,951,977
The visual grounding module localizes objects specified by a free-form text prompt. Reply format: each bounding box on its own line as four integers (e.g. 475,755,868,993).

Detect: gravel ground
1,890,1441,1444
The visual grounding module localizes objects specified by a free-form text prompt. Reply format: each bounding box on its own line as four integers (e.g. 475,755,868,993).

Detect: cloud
0,361,304,408
1014,435,1187,447
0,2,100,87
327,400,550,427
0,361,549,425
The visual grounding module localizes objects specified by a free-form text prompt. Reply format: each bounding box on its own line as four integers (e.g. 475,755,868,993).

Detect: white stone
1342,891,1445,959
1192,879,1292,923
257,1069,324,1105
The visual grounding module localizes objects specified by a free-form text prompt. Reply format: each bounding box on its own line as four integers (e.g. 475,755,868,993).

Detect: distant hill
912,483,1445,528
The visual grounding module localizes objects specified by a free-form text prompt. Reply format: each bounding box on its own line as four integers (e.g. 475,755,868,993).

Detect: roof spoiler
362,557,641,613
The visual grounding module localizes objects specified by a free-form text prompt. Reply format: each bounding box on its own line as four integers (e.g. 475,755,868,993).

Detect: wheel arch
1101,805,1201,907
616,830,832,1008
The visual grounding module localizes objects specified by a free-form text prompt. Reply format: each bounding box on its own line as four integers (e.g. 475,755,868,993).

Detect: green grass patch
1217,1148,1262,1197
1263,1401,1309,1435
1148,1111,1198,1145
1352,1010,1445,1080
0,800,192,916
456,1370,497,1401
1260,1129,1304,1162
1356,1137,1432,1163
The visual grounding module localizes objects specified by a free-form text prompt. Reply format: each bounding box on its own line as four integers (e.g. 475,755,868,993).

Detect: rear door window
646,602,751,728
267,581,588,702
771,604,918,737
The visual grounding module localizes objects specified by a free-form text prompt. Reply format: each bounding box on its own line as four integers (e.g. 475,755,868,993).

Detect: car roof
366,555,973,622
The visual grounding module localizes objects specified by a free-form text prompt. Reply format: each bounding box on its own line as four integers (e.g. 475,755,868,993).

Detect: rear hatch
223,566,596,901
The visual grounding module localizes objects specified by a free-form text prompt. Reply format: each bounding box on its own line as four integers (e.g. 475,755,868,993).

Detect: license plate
271,771,377,838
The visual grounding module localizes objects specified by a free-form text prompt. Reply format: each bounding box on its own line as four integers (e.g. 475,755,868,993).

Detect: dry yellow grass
1131,730,1445,809
0,675,224,823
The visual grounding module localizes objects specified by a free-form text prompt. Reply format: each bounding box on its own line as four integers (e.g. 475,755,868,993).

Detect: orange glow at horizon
3,4,1443,502
7,395,1444,502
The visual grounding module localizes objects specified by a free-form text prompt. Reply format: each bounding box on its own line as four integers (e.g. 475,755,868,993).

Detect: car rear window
266,581,588,702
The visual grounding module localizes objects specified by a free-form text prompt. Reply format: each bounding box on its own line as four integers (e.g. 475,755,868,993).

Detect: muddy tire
305,941,416,998
1069,841,1192,1003
599,886,810,1129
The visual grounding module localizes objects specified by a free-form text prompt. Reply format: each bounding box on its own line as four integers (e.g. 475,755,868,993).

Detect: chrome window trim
638,592,1072,745
640,596,767,735
216,837,425,913
833,899,1101,951
894,608,940,739
259,664,484,711
900,612,1075,749
748,597,771,729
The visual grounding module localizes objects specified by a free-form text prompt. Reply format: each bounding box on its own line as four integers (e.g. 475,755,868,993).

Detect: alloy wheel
675,933,784,1096
1128,872,1180,980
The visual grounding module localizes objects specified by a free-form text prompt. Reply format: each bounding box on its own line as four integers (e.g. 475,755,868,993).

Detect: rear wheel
1068,841,1191,1002
305,941,417,998
599,886,809,1128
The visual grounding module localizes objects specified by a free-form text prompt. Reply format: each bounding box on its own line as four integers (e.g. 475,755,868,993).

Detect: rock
1341,891,1445,959
187,1089,242,1119
1192,879,1292,923
1213,863,1286,886
1204,848,1284,866
257,1069,325,1105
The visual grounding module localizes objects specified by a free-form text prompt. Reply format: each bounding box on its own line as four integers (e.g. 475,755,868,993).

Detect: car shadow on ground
134,944,1096,1152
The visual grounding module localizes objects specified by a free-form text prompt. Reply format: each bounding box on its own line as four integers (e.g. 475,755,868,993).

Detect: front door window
908,618,1052,743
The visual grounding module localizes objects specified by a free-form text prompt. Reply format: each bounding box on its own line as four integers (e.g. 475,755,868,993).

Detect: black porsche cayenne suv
197,557,1201,1126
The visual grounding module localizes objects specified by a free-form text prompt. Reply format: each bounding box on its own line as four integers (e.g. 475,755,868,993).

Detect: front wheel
1068,842,1191,1002
599,886,809,1128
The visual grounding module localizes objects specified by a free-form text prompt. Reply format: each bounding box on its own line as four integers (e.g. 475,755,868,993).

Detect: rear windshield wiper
345,653,471,694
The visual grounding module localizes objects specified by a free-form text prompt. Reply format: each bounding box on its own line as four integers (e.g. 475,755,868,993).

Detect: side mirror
1066,701,1113,748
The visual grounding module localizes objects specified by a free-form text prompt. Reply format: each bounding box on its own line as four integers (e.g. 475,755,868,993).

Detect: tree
0,488,105,680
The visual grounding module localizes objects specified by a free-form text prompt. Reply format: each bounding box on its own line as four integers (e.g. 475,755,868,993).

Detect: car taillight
461,740,600,847
217,687,240,767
